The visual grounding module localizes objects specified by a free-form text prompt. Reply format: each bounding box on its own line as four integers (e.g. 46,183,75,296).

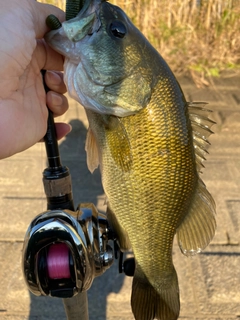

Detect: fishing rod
22,1,135,319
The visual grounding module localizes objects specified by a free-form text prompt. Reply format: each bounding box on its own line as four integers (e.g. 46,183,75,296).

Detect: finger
35,39,64,71
39,122,72,142
32,2,65,39
45,70,67,94
55,122,72,140
46,91,69,117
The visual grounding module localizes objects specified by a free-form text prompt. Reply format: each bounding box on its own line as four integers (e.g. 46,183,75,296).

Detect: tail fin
131,267,179,320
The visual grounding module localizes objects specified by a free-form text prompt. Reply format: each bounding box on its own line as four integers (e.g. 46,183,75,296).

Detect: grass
41,0,240,81
44,0,65,9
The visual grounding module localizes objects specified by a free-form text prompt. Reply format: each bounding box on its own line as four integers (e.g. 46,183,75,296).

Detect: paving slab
0,74,239,319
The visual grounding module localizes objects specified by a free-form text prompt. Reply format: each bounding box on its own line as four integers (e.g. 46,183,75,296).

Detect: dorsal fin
188,102,216,173
177,102,216,256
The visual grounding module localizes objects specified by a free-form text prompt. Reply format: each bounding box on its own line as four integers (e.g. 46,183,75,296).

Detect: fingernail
46,70,62,85
51,92,63,106
67,124,72,134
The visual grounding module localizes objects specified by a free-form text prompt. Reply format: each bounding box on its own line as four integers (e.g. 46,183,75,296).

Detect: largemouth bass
46,1,216,319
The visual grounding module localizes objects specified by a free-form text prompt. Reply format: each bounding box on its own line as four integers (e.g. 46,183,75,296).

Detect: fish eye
109,21,127,39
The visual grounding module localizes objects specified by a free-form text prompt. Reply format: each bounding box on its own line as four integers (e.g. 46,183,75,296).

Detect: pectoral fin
104,116,133,172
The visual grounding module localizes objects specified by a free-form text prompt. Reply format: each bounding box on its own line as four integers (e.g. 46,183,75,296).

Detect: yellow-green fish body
46,1,216,319
85,82,201,319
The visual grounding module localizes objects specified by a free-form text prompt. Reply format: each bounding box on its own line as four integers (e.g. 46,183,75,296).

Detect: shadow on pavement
59,119,104,206
28,118,125,319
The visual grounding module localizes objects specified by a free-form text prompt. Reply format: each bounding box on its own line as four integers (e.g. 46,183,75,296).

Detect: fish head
45,0,154,116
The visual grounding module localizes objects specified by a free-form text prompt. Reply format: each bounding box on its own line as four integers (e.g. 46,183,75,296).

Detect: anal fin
177,178,216,256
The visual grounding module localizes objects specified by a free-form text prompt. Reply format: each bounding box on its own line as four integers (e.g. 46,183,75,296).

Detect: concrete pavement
0,73,239,319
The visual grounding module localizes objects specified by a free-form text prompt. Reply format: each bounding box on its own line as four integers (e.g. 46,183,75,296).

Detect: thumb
32,2,65,39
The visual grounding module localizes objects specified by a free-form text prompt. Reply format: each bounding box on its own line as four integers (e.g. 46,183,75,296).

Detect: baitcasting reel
22,203,114,298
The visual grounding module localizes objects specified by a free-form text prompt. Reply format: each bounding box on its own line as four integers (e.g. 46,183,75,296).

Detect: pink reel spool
47,243,71,279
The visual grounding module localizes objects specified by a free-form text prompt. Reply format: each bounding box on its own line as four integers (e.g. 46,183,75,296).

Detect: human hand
0,0,71,159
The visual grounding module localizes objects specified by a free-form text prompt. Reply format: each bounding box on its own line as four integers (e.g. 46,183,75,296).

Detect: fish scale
45,1,216,319
87,90,196,266
84,85,198,319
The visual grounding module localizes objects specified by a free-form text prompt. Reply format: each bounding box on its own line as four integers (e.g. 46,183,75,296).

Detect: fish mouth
45,0,102,61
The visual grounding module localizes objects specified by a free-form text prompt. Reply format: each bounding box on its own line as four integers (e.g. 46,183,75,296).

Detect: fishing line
47,243,71,279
